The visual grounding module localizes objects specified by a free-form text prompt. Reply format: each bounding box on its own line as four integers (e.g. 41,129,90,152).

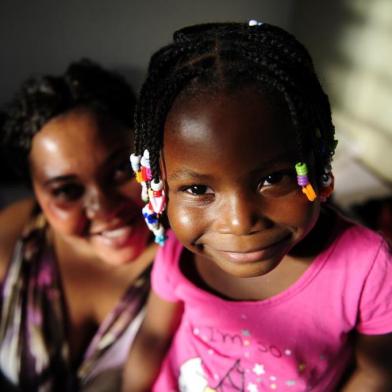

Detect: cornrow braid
134,22,337,187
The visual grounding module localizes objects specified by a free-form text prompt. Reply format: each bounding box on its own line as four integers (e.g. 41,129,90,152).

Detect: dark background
1,0,392,227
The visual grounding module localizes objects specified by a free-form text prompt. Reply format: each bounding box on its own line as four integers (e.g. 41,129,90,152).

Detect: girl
123,22,392,391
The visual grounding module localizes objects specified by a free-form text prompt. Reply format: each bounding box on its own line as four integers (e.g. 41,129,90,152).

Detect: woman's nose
84,188,118,220
216,190,271,235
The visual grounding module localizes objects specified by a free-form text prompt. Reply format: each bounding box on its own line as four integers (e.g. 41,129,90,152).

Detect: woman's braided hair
134,22,337,183
1,58,136,182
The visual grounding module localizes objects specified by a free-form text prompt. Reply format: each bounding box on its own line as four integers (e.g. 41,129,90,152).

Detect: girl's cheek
167,203,199,233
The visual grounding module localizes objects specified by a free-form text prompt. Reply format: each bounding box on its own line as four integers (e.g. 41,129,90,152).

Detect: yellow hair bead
135,171,143,183
302,184,317,201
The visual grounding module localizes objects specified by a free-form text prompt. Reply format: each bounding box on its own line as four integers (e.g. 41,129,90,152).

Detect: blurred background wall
0,0,294,104
1,0,392,230
293,0,392,211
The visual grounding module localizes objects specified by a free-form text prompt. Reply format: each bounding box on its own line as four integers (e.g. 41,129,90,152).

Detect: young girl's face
163,87,321,278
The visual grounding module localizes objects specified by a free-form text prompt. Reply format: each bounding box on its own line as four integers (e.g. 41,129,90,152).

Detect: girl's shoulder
156,230,184,266
150,230,186,301
328,211,390,264
0,198,36,280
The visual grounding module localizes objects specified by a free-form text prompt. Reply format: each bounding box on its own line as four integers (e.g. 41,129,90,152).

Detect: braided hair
134,22,337,183
1,59,136,182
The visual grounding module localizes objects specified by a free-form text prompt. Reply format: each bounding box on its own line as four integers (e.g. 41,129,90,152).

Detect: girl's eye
262,172,285,186
51,184,84,201
184,185,212,196
258,170,297,197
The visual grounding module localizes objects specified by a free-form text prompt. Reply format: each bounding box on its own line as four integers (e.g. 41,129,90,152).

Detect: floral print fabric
0,214,150,391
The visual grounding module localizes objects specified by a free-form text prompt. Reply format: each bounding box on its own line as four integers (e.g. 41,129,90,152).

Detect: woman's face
29,107,149,266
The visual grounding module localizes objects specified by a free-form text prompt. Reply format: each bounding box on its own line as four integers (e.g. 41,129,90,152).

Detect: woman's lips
91,224,135,248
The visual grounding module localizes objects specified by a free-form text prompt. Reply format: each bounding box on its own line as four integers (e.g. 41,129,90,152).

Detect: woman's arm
0,198,34,280
340,332,392,391
122,290,183,392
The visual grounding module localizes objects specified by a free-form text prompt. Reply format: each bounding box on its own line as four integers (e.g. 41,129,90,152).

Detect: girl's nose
84,188,118,220
216,190,271,235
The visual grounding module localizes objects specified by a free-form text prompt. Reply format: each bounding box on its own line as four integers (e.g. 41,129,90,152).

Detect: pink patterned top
151,221,392,392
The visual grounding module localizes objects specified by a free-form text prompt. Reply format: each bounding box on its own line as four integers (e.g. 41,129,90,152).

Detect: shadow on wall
0,150,32,209
0,112,32,209
293,0,392,183
113,66,146,95
292,0,392,236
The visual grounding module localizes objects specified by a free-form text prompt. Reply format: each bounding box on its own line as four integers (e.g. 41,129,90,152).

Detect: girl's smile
163,87,321,279
205,232,293,264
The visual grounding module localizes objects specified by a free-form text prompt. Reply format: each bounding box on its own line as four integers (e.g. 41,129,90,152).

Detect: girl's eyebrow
167,151,298,181
167,168,212,181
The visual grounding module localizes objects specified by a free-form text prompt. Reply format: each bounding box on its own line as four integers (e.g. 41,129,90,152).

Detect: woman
0,60,157,391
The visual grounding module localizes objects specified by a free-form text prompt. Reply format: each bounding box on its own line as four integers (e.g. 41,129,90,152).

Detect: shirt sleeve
151,230,182,303
357,237,392,334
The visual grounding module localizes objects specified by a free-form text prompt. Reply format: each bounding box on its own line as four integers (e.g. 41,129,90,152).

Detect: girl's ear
319,173,334,202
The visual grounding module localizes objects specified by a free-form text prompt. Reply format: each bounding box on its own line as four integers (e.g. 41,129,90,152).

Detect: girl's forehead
164,88,295,156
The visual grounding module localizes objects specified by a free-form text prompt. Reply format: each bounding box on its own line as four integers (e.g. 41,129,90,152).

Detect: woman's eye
51,184,84,201
113,161,131,183
184,185,212,196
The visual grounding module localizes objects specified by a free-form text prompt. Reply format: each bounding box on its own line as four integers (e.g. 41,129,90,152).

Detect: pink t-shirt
151,222,392,392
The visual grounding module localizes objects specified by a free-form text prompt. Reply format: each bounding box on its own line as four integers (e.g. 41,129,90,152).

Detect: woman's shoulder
0,198,35,279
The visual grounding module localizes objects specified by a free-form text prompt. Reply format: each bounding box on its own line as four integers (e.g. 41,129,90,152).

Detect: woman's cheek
42,200,86,236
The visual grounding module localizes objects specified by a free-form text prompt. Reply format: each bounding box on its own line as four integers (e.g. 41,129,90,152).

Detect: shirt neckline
173,231,338,308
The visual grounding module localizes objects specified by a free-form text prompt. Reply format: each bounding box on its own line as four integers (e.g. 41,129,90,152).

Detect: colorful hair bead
152,225,166,246
130,153,141,172
149,179,166,214
130,149,167,246
321,173,332,188
140,150,152,182
295,162,317,202
319,163,334,202
142,204,159,228
141,182,149,202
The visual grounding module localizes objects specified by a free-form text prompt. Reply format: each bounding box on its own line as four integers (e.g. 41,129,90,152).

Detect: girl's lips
218,248,269,263
213,235,291,264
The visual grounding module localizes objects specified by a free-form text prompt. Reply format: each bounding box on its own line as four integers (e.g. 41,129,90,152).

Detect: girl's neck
289,205,339,259
180,207,340,301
